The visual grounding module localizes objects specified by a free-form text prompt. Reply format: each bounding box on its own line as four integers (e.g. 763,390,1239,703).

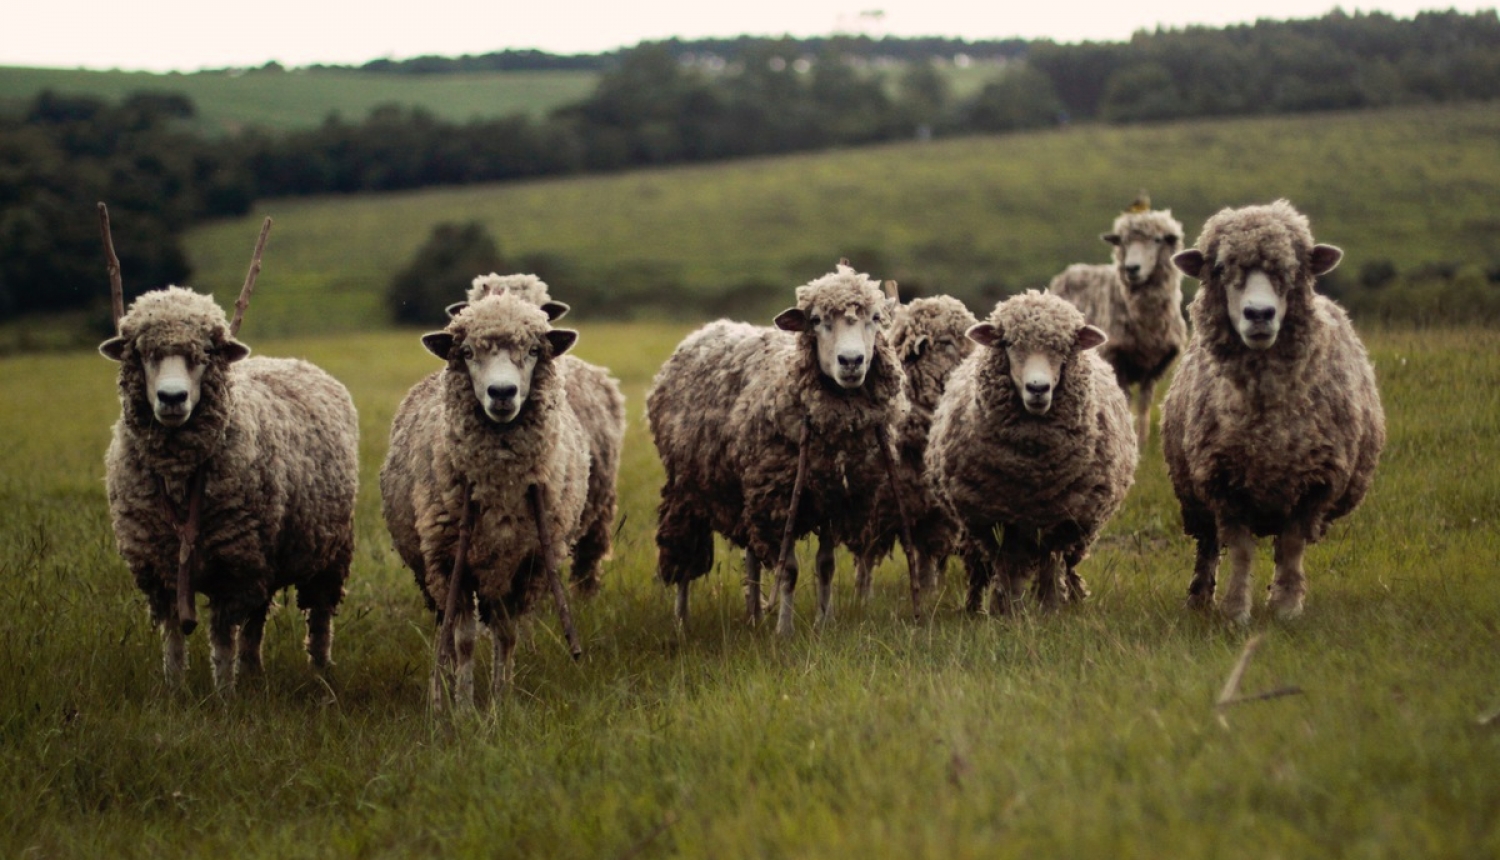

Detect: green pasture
1,322,1497,857
177,103,1500,335
0,66,598,133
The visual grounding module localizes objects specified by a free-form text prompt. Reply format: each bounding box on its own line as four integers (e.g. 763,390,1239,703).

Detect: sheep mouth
483,402,522,423
153,408,191,427
1022,396,1053,415
1239,328,1278,349
833,371,867,389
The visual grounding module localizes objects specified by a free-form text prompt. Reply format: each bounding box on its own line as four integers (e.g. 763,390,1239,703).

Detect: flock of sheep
97,197,1385,704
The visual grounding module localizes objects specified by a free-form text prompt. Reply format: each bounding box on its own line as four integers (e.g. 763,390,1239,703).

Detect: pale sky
8,1,1496,72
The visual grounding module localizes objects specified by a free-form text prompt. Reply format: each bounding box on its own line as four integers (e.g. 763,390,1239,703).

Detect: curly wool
105,287,357,641
927,291,1137,578
380,294,589,622
1161,201,1385,543
648,266,908,585
467,272,553,305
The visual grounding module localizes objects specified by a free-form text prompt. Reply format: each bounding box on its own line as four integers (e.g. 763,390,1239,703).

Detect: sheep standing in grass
101,287,358,692
648,263,908,635
381,294,588,706
1161,200,1385,623
455,273,626,595
1048,195,1186,448
927,291,1137,614
853,295,978,597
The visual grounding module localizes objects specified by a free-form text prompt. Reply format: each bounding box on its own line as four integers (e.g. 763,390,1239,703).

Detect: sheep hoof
1270,594,1305,621
1222,606,1252,626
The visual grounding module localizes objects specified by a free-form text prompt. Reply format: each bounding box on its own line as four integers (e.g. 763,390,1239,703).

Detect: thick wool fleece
1049,208,1187,388
859,296,978,567
468,272,553,305
105,287,357,628
1161,201,1385,543
380,295,589,620
927,291,1137,566
648,267,908,584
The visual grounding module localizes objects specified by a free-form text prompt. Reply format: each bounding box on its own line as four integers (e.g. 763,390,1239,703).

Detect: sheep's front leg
209,608,238,695
775,553,800,637
744,550,763,625
489,614,518,703
674,581,690,628
237,602,269,677
1135,380,1156,451
304,605,334,672
1219,524,1257,625
814,532,836,630
161,618,187,687
1269,528,1309,620
853,551,875,603
452,603,477,708
1186,530,1220,611
962,527,1000,614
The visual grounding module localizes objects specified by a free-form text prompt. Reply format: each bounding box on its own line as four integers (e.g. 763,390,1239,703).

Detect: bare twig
1216,634,1264,707
1219,686,1305,708
533,484,583,659
97,202,124,332
876,423,920,618
229,217,273,337
774,416,813,604
437,484,475,672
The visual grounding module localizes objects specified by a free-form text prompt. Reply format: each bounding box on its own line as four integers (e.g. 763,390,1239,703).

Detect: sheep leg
853,551,874,603
674,581,690,628
876,424,921,619
433,485,475,711
208,608,238,695
775,553,800,638
161,617,187,687
489,613,518,702
304,606,334,672
452,603,477,708
1220,525,1257,625
1135,380,1156,451
744,550,763,625
773,417,812,637
1269,528,1309,620
531,484,583,660
962,528,1000,614
814,532,836,630
236,601,270,677
1186,528,1220,611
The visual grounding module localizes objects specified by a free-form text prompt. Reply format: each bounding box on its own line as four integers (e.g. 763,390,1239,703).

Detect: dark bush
386,221,504,325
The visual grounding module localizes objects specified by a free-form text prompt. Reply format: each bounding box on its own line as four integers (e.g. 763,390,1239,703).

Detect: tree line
3,9,1498,323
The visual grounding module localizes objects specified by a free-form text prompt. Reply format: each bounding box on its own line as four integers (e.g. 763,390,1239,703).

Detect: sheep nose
1243,305,1276,324
1124,264,1141,276
487,383,518,401
1025,381,1051,396
837,353,865,369
157,388,188,406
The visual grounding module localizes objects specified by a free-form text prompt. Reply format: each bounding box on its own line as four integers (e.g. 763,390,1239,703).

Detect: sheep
1160,200,1385,624
926,290,1138,614
99,287,358,692
1048,193,1187,448
451,272,626,595
851,294,978,598
647,263,909,636
380,293,589,707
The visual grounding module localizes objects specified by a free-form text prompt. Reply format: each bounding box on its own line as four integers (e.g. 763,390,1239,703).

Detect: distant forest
3,9,1498,319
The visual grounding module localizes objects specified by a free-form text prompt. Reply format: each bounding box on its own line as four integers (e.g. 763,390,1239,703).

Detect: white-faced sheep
1160,200,1385,624
852,294,978,597
1048,194,1187,448
927,290,1138,614
380,294,588,707
100,287,358,692
648,263,909,636
453,272,626,595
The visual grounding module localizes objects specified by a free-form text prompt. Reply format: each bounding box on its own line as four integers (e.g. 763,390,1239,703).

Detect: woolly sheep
454,272,626,595
852,295,978,597
927,290,1137,614
1160,200,1385,623
100,287,358,692
380,294,589,707
1048,196,1187,448
647,263,908,636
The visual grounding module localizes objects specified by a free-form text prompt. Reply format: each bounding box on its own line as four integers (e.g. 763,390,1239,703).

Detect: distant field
173,102,1500,336
2,324,1497,857
0,65,598,132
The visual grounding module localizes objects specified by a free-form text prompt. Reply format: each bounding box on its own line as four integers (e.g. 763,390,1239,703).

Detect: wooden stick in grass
532,484,583,659
229,217,273,337
97,202,124,332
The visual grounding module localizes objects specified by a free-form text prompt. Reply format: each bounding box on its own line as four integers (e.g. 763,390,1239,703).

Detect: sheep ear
220,339,252,363
966,322,1005,349
1173,249,1206,279
882,280,899,301
1101,233,1121,247
422,332,455,359
445,301,469,318
99,336,128,361
1076,325,1108,351
774,308,807,332
545,329,578,357
1309,244,1343,276
540,300,570,322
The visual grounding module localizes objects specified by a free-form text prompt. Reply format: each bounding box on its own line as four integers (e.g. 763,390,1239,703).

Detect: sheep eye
528,345,541,357
459,345,474,360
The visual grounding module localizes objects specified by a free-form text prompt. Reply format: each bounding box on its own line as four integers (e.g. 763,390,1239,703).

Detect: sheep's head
890,295,978,402
1173,200,1341,351
99,287,250,428
968,290,1106,416
1102,208,1183,290
422,294,576,424
774,263,890,390
447,272,570,322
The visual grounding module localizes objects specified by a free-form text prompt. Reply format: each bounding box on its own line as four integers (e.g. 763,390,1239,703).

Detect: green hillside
0,66,597,132
179,103,1500,336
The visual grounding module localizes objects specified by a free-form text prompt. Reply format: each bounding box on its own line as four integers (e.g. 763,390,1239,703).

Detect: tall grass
2,323,1496,858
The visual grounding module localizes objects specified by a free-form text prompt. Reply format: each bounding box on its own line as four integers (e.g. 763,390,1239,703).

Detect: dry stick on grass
1215,634,1305,715
97,203,125,332
875,423,921,619
532,483,583,659
230,217,273,337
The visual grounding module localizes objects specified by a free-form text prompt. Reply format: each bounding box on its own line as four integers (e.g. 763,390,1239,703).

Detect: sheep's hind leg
237,601,270,677
489,613,518,703
775,553,800,637
452,602,478,708
304,605,334,673
674,581,690,628
853,551,875,603
1186,530,1220,611
744,550,763,625
814,532,836,630
161,618,187,687
1268,528,1308,620
209,608,238,695
962,530,999,614
1135,381,1156,451
1219,525,1256,625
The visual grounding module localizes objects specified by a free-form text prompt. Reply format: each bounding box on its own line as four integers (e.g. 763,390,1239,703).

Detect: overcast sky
8,1,1496,72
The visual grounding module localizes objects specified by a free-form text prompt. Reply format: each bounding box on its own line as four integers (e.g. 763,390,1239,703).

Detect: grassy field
173,102,1500,335
0,65,598,132
1,321,1497,858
